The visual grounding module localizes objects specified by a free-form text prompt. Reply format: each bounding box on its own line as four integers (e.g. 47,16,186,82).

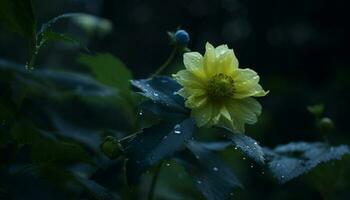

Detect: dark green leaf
38,13,83,35
76,175,121,200
124,118,196,184
0,0,36,39
6,164,69,200
41,30,88,51
197,141,231,151
131,76,187,113
264,142,350,183
230,134,265,165
177,142,242,200
78,53,132,92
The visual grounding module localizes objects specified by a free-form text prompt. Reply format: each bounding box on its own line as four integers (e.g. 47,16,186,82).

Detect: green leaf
5,164,69,200
263,142,350,183
76,175,121,200
131,76,187,113
0,0,36,39
124,118,196,184
230,134,265,165
38,13,83,35
77,53,132,92
40,30,88,51
177,142,242,200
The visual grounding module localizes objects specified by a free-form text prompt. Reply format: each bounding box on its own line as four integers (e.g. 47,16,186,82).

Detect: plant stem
147,161,163,200
151,46,178,77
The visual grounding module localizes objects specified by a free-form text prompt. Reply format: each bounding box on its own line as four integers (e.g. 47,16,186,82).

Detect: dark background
0,0,349,199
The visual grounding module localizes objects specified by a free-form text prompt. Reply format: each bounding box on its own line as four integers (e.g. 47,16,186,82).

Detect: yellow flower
173,42,268,133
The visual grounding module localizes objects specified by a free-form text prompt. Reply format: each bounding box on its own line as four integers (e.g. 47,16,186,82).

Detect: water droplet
230,192,234,196
276,163,280,167
154,93,159,97
261,171,265,175
242,157,246,160
196,180,202,184
234,147,238,150
213,167,219,171
139,111,143,115
195,155,200,159
174,124,181,134
173,91,177,95
250,164,254,168
254,142,258,145
166,163,171,167
281,175,285,179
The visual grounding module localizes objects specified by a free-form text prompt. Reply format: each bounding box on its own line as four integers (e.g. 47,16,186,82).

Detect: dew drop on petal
196,180,202,184
213,167,219,171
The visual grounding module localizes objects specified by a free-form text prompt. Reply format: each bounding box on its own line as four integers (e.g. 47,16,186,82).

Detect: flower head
173,42,268,133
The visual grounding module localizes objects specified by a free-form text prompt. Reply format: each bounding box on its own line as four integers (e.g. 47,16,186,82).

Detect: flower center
207,73,235,98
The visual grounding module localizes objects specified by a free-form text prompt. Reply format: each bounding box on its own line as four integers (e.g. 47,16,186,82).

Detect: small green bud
101,136,123,159
317,117,334,134
307,104,324,118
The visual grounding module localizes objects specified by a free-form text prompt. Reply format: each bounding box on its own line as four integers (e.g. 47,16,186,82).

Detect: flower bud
317,117,334,134
100,136,123,159
175,30,190,45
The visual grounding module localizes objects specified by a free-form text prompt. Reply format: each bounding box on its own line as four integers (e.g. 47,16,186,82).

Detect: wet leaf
124,118,196,184
177,142,242,200
230,134,265,165
131,76,187,112
264,142,350,183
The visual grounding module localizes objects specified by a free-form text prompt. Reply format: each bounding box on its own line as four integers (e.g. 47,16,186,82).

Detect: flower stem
151,46,178,77
147,161,163,200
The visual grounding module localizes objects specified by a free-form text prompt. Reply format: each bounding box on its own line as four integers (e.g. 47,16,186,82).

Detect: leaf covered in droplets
230,134,265,165
263,142,350,183
131,76,187,112
177,142,242,200
124,118,196,184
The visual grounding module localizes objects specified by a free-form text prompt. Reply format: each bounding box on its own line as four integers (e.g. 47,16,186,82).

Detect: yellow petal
183,52,202,70
233,68,268,99
192,103,213,126
186,95,207,108
203,42,216,76
225,98,262,133
172,70,204,89
215,45,239,73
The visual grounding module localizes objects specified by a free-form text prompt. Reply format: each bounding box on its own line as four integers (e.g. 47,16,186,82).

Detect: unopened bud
318,117,334,134
101,136,123,159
